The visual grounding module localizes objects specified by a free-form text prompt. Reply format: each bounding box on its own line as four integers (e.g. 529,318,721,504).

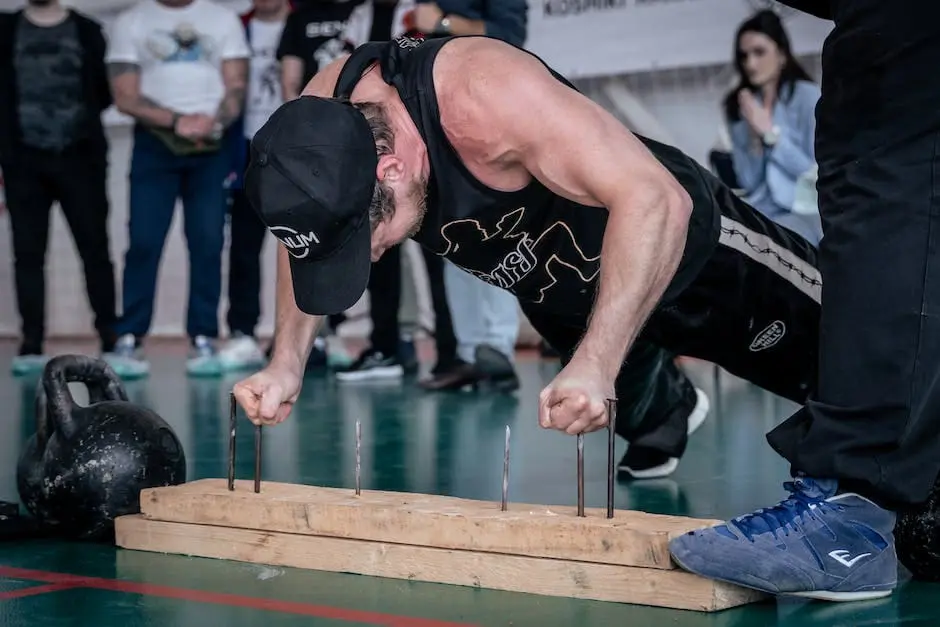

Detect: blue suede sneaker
669,476,897,601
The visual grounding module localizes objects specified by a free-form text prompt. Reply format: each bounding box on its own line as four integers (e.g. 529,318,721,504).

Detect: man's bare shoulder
433,37,549,101
300,54,352,98
432,37,574,165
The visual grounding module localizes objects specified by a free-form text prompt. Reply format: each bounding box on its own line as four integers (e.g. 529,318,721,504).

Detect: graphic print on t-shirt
13,14,86,151
245,18,285,139
440,207,601,305
144,22,216,64
313,37,350,72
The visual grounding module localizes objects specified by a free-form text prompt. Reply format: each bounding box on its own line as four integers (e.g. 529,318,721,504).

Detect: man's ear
376,154,405,183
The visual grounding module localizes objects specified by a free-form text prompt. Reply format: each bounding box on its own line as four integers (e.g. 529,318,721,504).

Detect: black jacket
0,9,112,163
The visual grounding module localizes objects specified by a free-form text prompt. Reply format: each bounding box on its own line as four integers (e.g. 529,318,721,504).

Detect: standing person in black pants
405,0,528,393
333,0,462,385
232,0,372,371
218,0,292,373
0,0,116,376
672,0,940,602
336,0,529,387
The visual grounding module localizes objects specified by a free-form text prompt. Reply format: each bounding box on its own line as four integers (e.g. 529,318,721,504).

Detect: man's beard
404,175,429,238
372,175,429,240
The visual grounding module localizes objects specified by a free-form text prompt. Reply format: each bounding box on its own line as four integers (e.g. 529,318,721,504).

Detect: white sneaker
11,353,48,376
218,333,267,372
102,334,150,379
187,335,222,377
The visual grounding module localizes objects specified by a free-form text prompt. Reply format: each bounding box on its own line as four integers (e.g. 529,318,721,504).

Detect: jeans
116,126,231,340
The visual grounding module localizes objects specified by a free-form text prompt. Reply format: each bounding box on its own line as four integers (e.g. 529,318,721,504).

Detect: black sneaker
334,347,404,382
618,384,709,480
473,344,519,392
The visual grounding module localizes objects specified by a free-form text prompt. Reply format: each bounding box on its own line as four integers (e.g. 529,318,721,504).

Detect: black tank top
334,36,720,318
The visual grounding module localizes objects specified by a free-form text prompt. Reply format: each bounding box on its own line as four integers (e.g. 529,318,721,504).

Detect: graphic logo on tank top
394,35,424,50
749,320,786,352
439,207,599,301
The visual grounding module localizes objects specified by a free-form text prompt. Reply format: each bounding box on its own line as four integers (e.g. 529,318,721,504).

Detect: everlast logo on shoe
750,320,786,352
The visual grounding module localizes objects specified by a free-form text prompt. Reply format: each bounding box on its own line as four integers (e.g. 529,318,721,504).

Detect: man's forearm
574,186,692,381
442,14,486,36
280,56,304,101
270,244,323,373
215,62,247,128
123,95,176,128
108,62,176,128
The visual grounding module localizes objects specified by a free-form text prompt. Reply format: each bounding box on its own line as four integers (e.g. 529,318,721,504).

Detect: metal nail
501,425,511,511
355,420,362,496
228,391,236,491
607,398,617,518
577,432,585,517
254,424,262,493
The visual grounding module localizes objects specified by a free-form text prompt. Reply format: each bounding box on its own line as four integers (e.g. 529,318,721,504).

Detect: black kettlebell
16,354,187,541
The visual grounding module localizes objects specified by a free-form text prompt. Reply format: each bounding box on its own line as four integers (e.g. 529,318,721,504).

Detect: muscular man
233,35,894,600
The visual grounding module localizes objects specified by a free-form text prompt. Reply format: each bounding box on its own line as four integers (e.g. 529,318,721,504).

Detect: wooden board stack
114,478,765,612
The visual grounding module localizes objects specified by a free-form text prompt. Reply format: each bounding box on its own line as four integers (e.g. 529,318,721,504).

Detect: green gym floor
1,339,937,626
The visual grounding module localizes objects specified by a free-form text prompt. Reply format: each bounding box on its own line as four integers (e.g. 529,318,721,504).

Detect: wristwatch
762,125,781,147
434,15,452,34
210,121,224,141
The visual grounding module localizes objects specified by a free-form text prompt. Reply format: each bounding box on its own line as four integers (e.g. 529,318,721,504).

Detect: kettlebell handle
38,355,129,443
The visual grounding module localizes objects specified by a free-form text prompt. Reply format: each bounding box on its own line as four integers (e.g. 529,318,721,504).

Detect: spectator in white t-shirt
103,0,249,379
216,0,291,373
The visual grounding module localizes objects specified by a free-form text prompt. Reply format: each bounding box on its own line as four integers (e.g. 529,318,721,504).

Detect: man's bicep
108,62,141,97
280,56,304,99
506,77,675,210
448,40,679,210
221,58,248,86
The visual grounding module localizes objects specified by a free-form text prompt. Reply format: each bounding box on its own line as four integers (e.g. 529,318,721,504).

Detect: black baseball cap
244,96,378,315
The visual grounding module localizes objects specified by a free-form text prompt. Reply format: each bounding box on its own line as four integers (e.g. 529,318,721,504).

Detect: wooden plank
139,479,722,569
114,514,765,612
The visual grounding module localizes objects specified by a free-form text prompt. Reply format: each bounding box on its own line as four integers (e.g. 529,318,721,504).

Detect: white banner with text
525,0,833,78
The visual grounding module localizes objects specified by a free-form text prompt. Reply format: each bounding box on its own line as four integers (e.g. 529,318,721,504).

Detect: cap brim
288,218,372,316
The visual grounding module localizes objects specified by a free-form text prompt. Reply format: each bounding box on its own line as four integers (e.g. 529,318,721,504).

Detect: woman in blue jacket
724,10,822,245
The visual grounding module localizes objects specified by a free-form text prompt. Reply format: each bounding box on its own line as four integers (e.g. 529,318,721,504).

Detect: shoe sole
619,388,710,480
335,366,405,382
670,551,895,602
788,588,895,602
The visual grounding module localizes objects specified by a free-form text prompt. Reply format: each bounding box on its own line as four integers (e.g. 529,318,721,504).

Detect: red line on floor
0,566,476,627
0,582,80,601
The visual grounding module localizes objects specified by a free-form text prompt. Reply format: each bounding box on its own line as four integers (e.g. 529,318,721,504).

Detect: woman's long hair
723,9,814,122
